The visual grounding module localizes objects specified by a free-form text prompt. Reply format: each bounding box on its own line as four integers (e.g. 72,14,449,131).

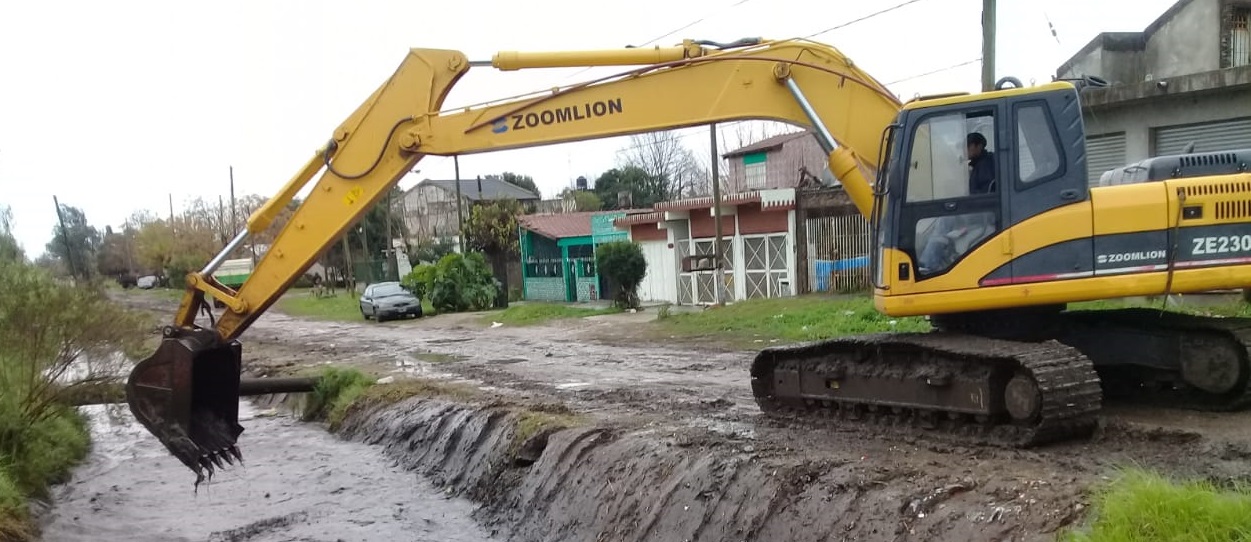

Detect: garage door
1085,132,1126,187
1153,117,1251,157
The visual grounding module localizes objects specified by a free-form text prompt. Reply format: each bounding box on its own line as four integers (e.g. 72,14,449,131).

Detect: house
1055,0,1251,186
518,210,646,302
400,178,541,242
722,130,828,193
613,189,799,305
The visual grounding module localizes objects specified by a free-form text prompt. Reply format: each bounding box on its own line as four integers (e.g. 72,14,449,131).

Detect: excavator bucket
126,325,245,486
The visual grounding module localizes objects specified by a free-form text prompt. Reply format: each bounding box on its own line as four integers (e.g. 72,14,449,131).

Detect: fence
805,214,872,293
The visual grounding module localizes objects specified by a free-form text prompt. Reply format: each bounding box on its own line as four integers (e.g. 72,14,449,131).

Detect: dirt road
118,293,1251,541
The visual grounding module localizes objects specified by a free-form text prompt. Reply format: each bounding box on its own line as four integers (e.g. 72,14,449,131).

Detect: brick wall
524,277,565,301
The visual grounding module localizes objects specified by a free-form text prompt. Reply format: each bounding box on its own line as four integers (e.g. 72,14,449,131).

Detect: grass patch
276,288,434,322
654,295,931,346
301,367,376,429
0,405,90,541
509,406,585,454
487,303,620,326
1063,467,1251,541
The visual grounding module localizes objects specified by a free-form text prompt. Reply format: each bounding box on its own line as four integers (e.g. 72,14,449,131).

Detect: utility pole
710,123,724,306
454,156,465,253
385,186,394,280
52,195,80,281
982,0,997,92
229,165,238,238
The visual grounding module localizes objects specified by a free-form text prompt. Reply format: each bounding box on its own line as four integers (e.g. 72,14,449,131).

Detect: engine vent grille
1183,181,1251,197
1180,152,1238,169
1215,199,1251,220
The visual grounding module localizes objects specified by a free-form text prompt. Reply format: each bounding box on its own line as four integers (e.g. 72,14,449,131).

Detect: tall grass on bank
0,262,150,540
1064,468,1251,541
301,367,376,430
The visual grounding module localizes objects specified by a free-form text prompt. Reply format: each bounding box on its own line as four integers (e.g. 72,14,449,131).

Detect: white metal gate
1086,132,1127,187
743,234,789,299
691,238,733,304
806,214,871,293
1152,117,1251,157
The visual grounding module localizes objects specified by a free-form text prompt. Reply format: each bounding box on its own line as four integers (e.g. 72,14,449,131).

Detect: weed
656,303,672,320
1062,467,1251,541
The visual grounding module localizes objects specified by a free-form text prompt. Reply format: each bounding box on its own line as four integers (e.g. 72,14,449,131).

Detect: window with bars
1234,8,1250,68
743,152,767,189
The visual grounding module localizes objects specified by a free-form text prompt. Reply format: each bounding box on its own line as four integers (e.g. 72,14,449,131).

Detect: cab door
893,102,1008,288
1000,89,1094,284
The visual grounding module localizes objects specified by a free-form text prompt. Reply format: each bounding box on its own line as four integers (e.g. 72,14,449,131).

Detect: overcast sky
1,0,1178,257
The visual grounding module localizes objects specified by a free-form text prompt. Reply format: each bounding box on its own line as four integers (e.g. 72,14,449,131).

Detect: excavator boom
126,37,905,483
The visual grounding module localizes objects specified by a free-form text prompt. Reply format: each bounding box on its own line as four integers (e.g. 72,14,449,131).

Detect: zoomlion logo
1097,250,1166,264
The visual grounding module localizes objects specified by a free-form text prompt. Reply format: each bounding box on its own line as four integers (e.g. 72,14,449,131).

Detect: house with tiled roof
517,209,651,302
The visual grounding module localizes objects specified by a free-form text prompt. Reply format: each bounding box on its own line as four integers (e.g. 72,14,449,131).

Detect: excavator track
1056,308,1251,412
750,332,1102,448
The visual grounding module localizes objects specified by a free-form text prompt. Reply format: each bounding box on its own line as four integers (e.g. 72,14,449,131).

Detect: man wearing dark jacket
917,132,997,274
966,132,995,193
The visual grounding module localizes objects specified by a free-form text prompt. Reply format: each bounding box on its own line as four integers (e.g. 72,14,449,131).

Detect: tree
595,241,647,309
485,172,541,199
44,204,101,280
96,225,137,277
619,131,708,199
409,236,457,265
0,205,24,264
593,166,668,210
558,188,603,212
462,198,523,308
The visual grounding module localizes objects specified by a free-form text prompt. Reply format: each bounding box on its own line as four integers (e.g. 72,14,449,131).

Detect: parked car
359,281,423,322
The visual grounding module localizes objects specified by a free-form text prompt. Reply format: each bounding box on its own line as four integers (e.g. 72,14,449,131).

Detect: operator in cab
917,132,997,275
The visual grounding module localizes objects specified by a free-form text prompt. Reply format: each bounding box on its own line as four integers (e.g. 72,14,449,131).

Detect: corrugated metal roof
419,178,540,201
721,131,812,158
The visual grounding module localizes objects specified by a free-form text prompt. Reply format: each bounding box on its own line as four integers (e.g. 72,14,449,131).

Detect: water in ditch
38,400,494,542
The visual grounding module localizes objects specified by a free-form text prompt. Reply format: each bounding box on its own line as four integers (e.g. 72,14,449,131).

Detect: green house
518,210,633,302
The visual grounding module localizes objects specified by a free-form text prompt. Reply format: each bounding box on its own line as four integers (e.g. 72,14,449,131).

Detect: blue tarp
813,256,869,291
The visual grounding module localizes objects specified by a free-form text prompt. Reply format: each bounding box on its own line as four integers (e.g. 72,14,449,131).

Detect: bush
595,241,647,309
400,263,436,301
0,260,148,539
400,252,499,314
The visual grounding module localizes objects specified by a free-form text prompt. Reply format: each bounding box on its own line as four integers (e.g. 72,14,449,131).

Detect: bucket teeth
125,326,246,488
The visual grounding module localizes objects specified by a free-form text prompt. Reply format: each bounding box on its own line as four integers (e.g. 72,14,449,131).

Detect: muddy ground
117,292,1251,541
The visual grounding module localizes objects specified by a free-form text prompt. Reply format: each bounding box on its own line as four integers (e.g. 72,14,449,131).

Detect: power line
886,58,980,85
560,0,756,82
802,0,930,39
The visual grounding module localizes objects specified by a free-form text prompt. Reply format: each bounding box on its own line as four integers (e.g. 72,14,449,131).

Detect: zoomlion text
500,99,623,132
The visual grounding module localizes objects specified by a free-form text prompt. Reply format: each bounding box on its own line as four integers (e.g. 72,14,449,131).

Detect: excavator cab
871,80,1093,316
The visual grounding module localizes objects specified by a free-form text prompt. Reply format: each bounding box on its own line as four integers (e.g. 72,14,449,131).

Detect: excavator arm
125,37,904,483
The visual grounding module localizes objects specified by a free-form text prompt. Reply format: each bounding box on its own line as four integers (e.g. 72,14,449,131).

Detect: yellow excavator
126,37,1251,483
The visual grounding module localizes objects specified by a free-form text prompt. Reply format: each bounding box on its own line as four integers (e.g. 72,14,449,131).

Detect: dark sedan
359,281,423,322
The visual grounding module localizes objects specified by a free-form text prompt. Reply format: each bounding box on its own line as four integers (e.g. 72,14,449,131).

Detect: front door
895,103,1007,285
